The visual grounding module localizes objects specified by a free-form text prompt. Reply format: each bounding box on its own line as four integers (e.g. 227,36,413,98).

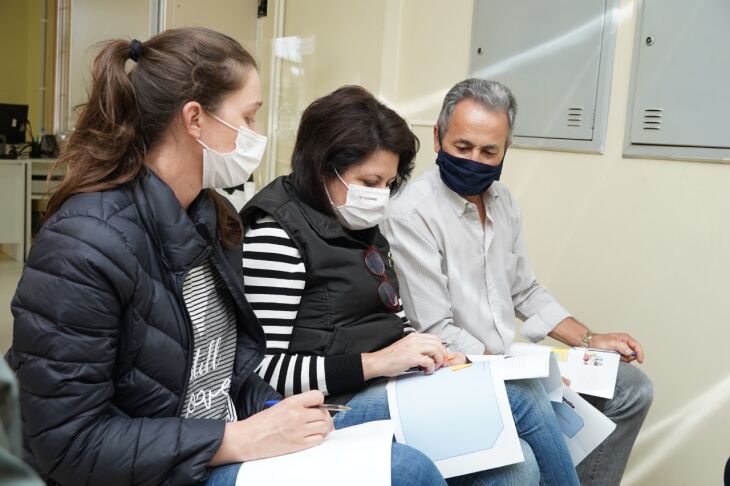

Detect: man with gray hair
381,78,653,485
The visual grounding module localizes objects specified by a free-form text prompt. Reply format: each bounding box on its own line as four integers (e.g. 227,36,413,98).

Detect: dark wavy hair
289,85,419,216
46,27,256,248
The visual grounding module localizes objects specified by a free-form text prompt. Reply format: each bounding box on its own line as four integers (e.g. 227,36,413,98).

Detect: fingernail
631,352,637,356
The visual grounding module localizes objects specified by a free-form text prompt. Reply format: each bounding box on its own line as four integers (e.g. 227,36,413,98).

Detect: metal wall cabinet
625,0,730,163
470,0,619,154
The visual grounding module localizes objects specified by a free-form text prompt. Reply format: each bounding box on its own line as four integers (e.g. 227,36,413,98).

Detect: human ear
181,101,204,139
433,125,441,153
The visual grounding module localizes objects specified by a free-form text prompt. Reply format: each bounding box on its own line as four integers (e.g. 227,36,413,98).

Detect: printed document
386,361,523,478
551,347,620,399
551,388,616,465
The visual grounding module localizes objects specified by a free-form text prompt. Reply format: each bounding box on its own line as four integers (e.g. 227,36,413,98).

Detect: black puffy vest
241,176,404,357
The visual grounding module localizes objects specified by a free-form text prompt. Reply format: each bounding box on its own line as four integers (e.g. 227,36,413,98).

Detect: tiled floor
0,253,22,352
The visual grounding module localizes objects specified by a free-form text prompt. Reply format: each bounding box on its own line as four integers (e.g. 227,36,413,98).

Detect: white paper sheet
469,344,564,403
499,349,550,380
236,420,393,486
540,351,565,402
551,347,620,399
551,388,616,465
386,361,523,478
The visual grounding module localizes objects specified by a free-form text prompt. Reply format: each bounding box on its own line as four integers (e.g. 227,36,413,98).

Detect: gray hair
436,79,518,142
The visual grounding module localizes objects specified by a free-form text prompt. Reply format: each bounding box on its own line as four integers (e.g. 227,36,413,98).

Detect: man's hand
590,332,644,363
549,317,645,364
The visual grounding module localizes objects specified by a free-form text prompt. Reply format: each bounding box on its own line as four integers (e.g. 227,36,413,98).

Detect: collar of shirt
427,165,501,219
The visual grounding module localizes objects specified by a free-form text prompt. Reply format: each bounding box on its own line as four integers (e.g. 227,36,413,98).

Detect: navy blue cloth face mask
435,149,504,196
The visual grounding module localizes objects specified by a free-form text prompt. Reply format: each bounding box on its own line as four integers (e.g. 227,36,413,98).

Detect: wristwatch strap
580,330,594,348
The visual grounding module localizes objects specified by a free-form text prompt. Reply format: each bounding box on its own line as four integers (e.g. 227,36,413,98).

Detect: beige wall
0,0,53,134
67,0,152,128
0,1,30,107
270,0,388,175
264,0,730,484
166,0,257,49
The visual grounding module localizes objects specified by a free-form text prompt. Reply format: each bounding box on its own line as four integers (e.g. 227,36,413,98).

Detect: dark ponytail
47,28,257,248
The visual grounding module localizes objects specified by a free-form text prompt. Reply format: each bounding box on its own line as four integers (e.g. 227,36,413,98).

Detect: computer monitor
0,104,29,144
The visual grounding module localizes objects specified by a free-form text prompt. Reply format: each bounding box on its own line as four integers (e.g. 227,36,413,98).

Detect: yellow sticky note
449,364,472,371
551,347,570,362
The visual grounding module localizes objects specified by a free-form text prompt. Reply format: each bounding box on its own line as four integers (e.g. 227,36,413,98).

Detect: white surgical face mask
328,170,391,230
197,113,267,189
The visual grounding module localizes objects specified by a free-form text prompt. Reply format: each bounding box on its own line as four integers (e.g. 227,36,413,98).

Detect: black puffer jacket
7,171,280,486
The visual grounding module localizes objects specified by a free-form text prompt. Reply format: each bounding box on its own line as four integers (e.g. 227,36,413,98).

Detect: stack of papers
469,344,619,466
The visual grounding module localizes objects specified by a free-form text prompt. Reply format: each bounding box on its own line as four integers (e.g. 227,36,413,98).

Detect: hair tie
129,39,142,63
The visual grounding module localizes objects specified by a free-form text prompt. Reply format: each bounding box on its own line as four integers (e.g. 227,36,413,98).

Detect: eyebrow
245,100,264,109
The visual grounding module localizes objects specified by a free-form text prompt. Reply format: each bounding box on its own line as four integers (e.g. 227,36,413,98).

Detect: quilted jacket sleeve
9,214,224,486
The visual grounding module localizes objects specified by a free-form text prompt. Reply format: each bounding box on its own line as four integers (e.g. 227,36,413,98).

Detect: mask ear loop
196,111,238,152
325,170,350,208
333,169,350,189
323,183,335,205
208,112,239,132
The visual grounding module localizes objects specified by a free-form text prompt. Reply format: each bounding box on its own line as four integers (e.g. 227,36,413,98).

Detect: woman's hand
361,332,450,380
210,390,333,465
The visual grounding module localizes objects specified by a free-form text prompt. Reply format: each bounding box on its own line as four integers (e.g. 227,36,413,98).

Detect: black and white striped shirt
243,215,410,397
179,261,238,421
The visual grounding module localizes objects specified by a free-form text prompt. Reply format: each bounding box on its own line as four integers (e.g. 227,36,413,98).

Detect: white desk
0,158,59,262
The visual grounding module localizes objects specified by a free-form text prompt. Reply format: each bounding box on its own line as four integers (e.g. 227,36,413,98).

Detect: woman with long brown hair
7,27,345,485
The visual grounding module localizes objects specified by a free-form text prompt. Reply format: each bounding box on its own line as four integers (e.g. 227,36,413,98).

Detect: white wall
264,0,730,484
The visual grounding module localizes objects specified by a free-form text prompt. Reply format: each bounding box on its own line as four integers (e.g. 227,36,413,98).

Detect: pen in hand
264,399,351,412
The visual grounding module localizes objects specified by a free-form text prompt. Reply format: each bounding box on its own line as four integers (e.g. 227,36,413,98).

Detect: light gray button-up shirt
381,166,570,355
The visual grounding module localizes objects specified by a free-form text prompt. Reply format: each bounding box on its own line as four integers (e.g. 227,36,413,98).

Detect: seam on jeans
588,438,607,484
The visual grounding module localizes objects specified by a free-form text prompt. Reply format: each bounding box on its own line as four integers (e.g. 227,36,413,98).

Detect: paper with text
552,347,620,399
236,420,393,486
469,344,564,402
552,388,616,465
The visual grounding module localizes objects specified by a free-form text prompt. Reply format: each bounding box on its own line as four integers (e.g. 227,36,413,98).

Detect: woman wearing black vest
241,86,580,485
7,29,442,486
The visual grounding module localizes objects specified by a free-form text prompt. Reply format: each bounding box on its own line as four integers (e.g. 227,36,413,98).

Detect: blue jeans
206,442,446,486
334,379,578,486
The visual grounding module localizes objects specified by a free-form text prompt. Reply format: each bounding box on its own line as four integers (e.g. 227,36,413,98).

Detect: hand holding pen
265,399,351,412
212,390,333,465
